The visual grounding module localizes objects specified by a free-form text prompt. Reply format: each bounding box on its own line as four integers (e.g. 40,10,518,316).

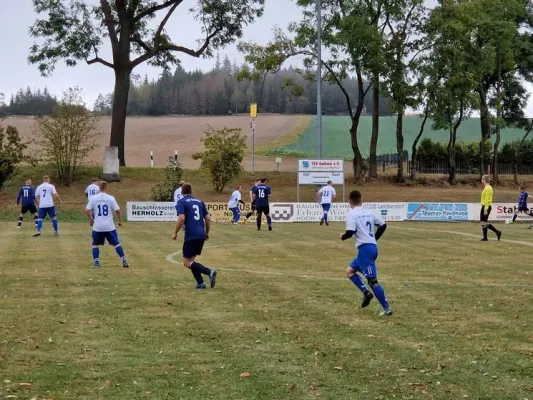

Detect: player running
172,184,217,289
34,176,63,237
85,181,129,268
510,186,533,224
317,180,336,226
480,175,502,241
228,185,245,225
245,179,261,222
16,179,38,229
85,179,100,201
253,178,272,231
174,180,186,203
340,190,391,316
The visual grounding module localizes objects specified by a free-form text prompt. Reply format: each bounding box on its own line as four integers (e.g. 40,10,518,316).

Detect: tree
151,157,183,201
0,124,29,190
34,88,101,186
94,93,113,116
192,127,246,193
29,0,265,166
238,0,386,181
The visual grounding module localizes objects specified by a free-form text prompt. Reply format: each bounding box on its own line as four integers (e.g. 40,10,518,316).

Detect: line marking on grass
390,225,533,247
165,250,533,288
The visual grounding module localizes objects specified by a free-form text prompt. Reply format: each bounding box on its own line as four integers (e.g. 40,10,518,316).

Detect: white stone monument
102,146,120,182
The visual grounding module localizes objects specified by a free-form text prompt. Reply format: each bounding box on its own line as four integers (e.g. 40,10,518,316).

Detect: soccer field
1,221,532,399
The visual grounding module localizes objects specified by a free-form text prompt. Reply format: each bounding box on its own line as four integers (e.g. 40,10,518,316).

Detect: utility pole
316,0,322,158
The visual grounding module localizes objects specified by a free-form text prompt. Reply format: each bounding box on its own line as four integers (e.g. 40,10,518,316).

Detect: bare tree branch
322,61,354,119
155,0,183,39
100,0,119,51
87,57,114,69
132,35,152,53
133,0,178,24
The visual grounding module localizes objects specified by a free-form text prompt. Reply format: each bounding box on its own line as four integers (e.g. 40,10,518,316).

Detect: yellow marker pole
250,103,257,176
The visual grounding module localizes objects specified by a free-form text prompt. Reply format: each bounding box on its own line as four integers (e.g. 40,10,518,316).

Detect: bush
151,158,184,201
194,127,246,193
34,87,101,186
0,124,29,190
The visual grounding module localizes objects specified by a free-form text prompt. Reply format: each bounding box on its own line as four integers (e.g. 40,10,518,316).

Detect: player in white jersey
228,185,245,225
85,179,100,201
34,176,63,237
174,180,186,203
85,181,129,268
339,190,391,316
317,181,336,226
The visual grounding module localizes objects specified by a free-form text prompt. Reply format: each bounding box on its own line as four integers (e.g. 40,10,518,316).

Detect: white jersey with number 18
86,193,120,232
346,206,385,248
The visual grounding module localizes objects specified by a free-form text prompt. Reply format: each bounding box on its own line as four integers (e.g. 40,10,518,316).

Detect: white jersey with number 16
346,206,385,247
87,193,120,232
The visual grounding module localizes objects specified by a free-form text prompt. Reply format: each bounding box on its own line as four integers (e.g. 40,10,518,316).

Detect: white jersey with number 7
86,193,120,232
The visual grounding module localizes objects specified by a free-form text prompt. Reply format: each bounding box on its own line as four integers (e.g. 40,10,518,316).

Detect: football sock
349,274,368,294
18,216,23,227
371,284,390,310
34,215,38,226
246,212,253,219
37,219,43,231
191,269,203,284
512,214,518,223
323,213,328,222
52,219,58,232
487,224,499,234
191,261,211,276
266,216,272,226
482,227,488,240
257,215,262,229
115,245,126,261
92,247,100,263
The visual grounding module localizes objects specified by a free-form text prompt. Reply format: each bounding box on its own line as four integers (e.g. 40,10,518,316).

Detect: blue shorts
183,239,205,259
92,230,120,246
349,243,378,278
38,206,56,219
321,203,331,212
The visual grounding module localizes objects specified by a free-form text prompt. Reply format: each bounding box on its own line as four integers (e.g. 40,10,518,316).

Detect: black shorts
480,205,492,222
183,239,205,259
518,206,529,213
21,205,37,214
256,205,270,215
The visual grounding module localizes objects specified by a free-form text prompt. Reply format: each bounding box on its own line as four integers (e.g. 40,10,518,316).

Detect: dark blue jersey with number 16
253,184,271,207
176,195,209,241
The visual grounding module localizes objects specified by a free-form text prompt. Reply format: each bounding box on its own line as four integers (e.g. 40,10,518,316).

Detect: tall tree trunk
395,108,405,182
410,107,429,180
493,48,501,184
478,88,491,177
448,127,457,185
369,75,380,178
110,68,131,167
350,115,364,181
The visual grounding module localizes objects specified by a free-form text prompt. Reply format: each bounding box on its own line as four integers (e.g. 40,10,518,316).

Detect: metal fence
407,161,533,176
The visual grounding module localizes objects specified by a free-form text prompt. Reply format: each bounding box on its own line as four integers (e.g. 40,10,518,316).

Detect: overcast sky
0,0,532,116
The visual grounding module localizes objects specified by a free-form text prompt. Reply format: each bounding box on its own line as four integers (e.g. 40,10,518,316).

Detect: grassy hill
263,115,528,158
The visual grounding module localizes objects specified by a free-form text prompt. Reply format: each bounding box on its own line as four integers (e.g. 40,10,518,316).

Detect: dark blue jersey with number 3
253,184,271,207
176,195,209,241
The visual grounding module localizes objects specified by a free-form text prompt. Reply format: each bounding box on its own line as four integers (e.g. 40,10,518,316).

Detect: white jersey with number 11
87,193,120,232
318,185,336,204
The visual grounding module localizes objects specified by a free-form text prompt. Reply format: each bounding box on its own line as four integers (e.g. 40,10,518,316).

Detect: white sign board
127,202,177,221
298,159,346,201
298,159,343,172
298,171,344,185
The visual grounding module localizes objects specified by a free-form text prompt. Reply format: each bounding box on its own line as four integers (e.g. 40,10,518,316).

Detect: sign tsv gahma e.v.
298,159,344,185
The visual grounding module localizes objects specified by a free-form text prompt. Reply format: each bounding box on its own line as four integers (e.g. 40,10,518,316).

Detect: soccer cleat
380,309,393,316
268,225,272,231
320,218,324,226
361,292,374,308
33,232,41,237
497,231,502,241
93,262,100,268
123,260,129,268
233,222,239,225
480,238,488,241
325,221,329,226
209,269,217,288
54,231,59,236
195,282,207,289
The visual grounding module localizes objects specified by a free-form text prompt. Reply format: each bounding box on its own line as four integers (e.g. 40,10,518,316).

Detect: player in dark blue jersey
172,184,218,289
511,186,533,223
245,178,261,222
16,179,38,229
252,177,272,231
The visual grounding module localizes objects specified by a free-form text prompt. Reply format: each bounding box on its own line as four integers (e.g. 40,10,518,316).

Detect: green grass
1,221,533,399
267,116,528,158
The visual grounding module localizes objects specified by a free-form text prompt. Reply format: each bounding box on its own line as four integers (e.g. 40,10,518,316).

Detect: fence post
150,150,154,167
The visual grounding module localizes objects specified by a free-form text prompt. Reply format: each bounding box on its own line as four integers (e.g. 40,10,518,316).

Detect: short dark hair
181,184,192,195
520,185,526,191
349,190,362,204
260,177,267,183
327,180,332,185
92,178,98,183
